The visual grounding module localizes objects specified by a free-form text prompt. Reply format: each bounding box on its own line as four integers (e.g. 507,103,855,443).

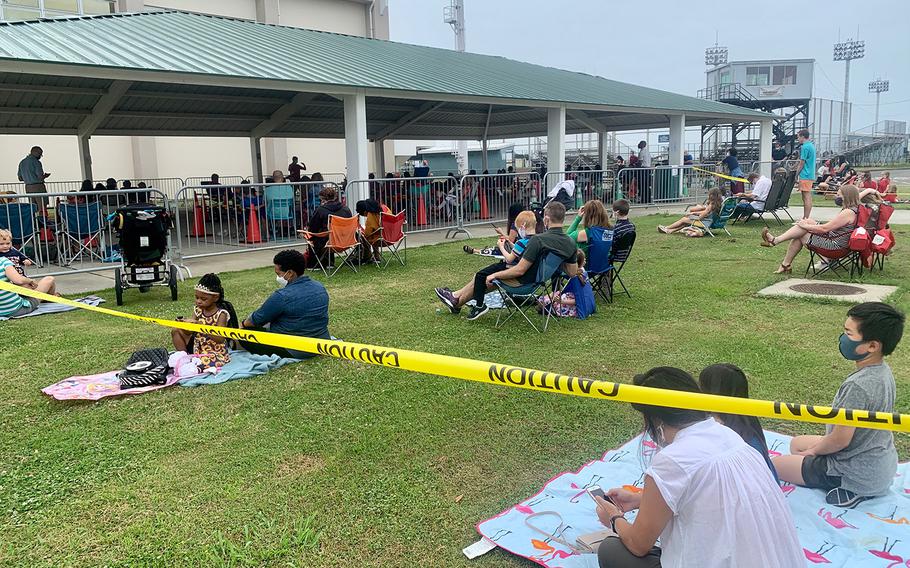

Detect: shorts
799,179,814,192
9,296,39,317
801,455,841,490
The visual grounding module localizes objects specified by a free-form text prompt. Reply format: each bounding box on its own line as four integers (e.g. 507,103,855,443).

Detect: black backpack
118,348,170,389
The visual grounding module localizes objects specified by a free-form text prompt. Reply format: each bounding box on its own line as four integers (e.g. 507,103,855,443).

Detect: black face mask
834,197,843,207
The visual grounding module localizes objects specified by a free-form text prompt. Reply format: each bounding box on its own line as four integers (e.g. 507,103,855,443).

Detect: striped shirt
509,236,530,265
611,219,636,262
0,257,28,317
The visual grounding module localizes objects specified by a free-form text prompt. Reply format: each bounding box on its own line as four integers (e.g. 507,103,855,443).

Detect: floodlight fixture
705,46,728,66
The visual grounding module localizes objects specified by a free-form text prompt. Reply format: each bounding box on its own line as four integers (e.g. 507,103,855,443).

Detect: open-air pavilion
0,10,772,204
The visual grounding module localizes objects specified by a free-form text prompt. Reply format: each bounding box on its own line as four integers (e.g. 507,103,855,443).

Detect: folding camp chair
299,214,361,276
56,201,104,265
377,210,407,268
805,206,868,279
610,230,636,299
585,225,614,303
702,197,738,237
264,184,296,240
769,170,797,223
734,174,783,226
0,201,41,265
493,252,565,333
871,204,895,271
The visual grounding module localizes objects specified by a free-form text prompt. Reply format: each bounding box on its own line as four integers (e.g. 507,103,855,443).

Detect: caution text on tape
2,281,907,433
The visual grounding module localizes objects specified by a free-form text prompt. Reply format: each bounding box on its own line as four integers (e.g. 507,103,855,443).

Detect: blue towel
476,430,910,567
178,350,298,388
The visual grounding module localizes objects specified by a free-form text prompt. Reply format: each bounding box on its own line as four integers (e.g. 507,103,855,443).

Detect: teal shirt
799,140,816,181
0,257,28,317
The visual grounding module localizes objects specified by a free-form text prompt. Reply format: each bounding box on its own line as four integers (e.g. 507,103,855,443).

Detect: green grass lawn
2,215,909,567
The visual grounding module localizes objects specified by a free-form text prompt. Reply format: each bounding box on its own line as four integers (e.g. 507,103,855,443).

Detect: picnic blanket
465,291,506,310
42,351,299,399
42,368,192,401
0,295,104,320
178,350,298,388
475,431,910,567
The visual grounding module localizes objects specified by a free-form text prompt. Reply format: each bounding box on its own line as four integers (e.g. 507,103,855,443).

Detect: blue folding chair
586,225,614,303
0,202,40,264
57,201,104,264
264,184,296,241
493,252,566,333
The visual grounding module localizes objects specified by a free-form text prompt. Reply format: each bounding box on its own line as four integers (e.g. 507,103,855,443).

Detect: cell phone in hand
491,223,505,236
586,485,614,506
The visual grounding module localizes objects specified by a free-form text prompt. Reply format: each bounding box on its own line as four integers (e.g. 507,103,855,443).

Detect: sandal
774,263,792,274
657,225,669,234
760,227,776,247
463,245,475,254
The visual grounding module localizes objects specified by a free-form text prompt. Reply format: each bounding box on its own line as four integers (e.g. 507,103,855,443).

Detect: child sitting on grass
699,363,777,481
171,273,238,372
0,229,33,276
772,302,904,508
537,249,595,319
657,188,723,237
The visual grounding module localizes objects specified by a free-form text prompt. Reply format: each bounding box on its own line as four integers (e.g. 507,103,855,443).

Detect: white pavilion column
78,134,93,181
759,119,774,178
372,138,386,177
547,106,566,182
597,131,608,168
344,91,369,204
668,114,685,166
249,136,263,183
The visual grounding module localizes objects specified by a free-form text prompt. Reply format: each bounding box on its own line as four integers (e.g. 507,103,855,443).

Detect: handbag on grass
118,348,170,389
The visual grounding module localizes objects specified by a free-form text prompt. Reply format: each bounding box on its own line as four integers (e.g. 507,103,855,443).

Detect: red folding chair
805,207,869,279
377,210,407,268
871,204,895,271
299,214,361,276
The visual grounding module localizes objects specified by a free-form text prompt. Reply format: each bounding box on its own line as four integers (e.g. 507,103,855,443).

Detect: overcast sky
388,0,910,133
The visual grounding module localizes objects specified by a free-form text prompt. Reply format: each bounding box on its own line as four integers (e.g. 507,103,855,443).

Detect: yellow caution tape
693,166,750,184
3,281,908,433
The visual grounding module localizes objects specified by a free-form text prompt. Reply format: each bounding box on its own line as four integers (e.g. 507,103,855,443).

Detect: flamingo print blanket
475,431,910,567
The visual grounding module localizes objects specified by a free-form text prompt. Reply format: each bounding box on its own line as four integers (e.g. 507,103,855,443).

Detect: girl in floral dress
171,273,236,371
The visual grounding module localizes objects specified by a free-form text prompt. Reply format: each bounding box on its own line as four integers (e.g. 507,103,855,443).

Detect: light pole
833,39,864,149
868,78,889,136
444,0,469,175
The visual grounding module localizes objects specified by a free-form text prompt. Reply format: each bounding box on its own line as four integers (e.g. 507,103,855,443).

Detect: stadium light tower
868,78,889,136
444,0,468,175
704,42,728,92
833,38,865,148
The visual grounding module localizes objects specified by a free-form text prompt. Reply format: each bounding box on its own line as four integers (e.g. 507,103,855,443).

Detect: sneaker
434,287,460,314
825,488,871,509
466,304,490,321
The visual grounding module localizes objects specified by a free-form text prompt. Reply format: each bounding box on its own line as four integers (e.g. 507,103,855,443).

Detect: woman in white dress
594,367,804,568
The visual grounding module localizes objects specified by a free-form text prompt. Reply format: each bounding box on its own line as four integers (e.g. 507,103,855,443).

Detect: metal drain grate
789,283,867,296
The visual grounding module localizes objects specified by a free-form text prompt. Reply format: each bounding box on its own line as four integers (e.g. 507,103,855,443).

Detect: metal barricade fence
0,188,172,278
172,180,338,261
346,175,459,235
185,175,249,187
319,173,347,186
743,160,799,174
613,165,720,208
457,172,542,234
0,177,188,199
543,170,615,208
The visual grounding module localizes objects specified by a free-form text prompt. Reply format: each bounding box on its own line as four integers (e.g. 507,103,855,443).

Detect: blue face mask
839,333,869,361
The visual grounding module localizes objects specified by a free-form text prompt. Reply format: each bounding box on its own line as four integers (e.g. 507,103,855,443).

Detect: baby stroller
110,204,179,306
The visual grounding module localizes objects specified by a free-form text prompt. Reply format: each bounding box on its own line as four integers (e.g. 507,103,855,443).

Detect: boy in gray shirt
773,302,904,508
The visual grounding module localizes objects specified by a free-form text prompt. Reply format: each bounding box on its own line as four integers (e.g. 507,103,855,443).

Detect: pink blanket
41,370,185,401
